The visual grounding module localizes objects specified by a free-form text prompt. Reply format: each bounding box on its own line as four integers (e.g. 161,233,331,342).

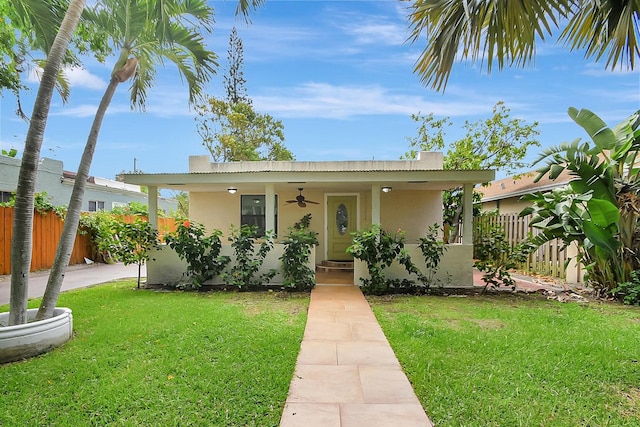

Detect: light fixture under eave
381,186,392,193
228,187,237,194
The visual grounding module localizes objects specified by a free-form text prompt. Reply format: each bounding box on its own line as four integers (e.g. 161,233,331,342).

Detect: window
88,200,105,212
240,195,278,237
0,191,13,203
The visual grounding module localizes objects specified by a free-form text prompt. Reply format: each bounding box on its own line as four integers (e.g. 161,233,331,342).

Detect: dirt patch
618,387,640,418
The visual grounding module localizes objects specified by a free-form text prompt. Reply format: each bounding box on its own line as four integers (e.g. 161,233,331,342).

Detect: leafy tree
224,27,251,105
403,102,540,241
114,219,159,289
196,98,294,161
522,108,640,294
9,0,86,326
36,0,218,321
408,0,640,90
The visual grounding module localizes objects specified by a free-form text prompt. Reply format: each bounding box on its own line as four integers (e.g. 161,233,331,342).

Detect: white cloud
253,82,498,119
63,67,107,90
581,62,639,77
25,65,107,91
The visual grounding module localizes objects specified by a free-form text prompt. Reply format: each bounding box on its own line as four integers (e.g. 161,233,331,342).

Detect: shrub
347,224,416,295
416,223,447,287
221,225,277,291
281,214,319,291
474,222,532,292
613,270,640,305
78,210,121,263
164,220,230,289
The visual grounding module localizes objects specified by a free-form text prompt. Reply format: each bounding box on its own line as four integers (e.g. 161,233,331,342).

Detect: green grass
0,282,308,426
369,294,640,427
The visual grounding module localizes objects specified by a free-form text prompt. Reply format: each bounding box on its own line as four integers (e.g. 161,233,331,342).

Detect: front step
316,260,354,272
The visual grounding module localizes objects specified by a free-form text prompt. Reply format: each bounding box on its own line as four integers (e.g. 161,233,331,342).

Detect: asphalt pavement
0,263,145,306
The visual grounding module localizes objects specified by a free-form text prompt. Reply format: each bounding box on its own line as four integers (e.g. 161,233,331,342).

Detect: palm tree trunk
36,76,120,320
9,0,86,326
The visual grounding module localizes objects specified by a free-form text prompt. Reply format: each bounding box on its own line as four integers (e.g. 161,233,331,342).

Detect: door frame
323,192,360,260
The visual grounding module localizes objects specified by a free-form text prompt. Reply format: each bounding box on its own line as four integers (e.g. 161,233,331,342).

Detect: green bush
281,214,319,291
78,210,121,263
613,270,640,305
113,219,159,288
416,224,447,287
221,225,277,291
164,220,230,289
347,224,416,295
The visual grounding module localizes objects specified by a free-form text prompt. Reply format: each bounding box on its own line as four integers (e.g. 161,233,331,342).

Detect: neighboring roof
479,169,574,202
122,153,495,193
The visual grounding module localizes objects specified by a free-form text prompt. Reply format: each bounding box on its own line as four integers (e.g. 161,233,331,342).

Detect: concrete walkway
280,284,433,427
0,263,144,306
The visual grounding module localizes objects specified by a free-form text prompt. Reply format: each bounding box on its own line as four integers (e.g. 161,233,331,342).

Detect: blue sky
1,0,639,182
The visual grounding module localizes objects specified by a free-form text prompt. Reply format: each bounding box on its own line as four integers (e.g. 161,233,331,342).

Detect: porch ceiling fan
286,188,319,208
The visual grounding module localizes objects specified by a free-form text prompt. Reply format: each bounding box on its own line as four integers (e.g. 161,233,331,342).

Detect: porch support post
371,184,381,225
462,183,473,244
265,183,275,234
148,185,158,230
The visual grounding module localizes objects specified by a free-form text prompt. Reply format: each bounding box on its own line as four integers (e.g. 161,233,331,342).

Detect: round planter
0,308,73,364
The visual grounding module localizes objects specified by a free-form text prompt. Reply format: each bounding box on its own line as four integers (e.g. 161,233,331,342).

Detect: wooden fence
0,207,177,275
474,213,577,281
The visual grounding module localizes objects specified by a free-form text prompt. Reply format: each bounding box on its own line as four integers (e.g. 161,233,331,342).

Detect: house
122,152,494,287
0,155,177,213
479,169,574,214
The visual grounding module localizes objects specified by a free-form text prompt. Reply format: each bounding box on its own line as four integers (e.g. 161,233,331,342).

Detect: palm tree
35,0,219,320
8,0,86,326
408,0,640,90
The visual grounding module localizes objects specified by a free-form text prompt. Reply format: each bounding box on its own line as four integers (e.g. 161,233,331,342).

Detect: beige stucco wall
149,243,472,288
380,190,442,243
147,243,316,286
189,188,443,263
481,197,530,215
353,244,474,287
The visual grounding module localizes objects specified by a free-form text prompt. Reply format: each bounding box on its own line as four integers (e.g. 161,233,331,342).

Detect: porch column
462,183,473,244
371,184,381,225
265,183,275,234
148,186,158,230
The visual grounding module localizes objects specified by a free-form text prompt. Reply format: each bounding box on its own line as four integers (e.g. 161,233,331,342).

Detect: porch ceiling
122,169,495,193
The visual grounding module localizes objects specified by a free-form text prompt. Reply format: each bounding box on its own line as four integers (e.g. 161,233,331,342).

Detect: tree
196,98,294,161
403,102,540,241
35,0,219,321
114,219,159,289
522,108,640,293
224,27,251,105
408,0,640,90
8,0,86,326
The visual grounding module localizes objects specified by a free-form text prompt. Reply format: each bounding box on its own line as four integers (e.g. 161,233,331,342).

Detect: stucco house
122,152,494,287
479,169,573,214
0,155,177,213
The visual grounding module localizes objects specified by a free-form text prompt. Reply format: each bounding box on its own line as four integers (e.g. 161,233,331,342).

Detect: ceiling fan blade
306,200,319,204
286,200,297,204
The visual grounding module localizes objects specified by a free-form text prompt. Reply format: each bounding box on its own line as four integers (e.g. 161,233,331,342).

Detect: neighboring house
0,155,177,213
123,152,494,287
479,169,574,214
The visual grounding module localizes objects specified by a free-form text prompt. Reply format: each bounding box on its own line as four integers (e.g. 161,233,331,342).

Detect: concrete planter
0,308,73,364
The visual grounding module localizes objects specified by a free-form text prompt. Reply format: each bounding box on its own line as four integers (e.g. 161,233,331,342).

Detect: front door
327,195,357,260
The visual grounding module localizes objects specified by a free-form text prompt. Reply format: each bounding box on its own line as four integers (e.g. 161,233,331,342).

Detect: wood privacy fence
0,207,177,275
473,213,575,281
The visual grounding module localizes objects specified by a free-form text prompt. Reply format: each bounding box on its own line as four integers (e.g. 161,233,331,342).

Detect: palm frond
408,0,572,90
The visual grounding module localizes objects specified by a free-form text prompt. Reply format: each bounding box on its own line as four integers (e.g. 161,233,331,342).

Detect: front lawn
369,294,640,427
0,282,308,426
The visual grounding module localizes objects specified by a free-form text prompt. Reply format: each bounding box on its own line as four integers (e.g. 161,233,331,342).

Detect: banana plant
521,108,640,292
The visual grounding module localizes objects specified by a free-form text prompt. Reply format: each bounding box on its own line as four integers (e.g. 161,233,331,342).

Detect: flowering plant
164,220,229,289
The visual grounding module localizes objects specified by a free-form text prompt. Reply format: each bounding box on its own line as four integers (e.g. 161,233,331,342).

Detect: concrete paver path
280,284,433,427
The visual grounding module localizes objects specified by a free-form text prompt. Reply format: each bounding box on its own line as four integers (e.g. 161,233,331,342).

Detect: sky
1,0,639,183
